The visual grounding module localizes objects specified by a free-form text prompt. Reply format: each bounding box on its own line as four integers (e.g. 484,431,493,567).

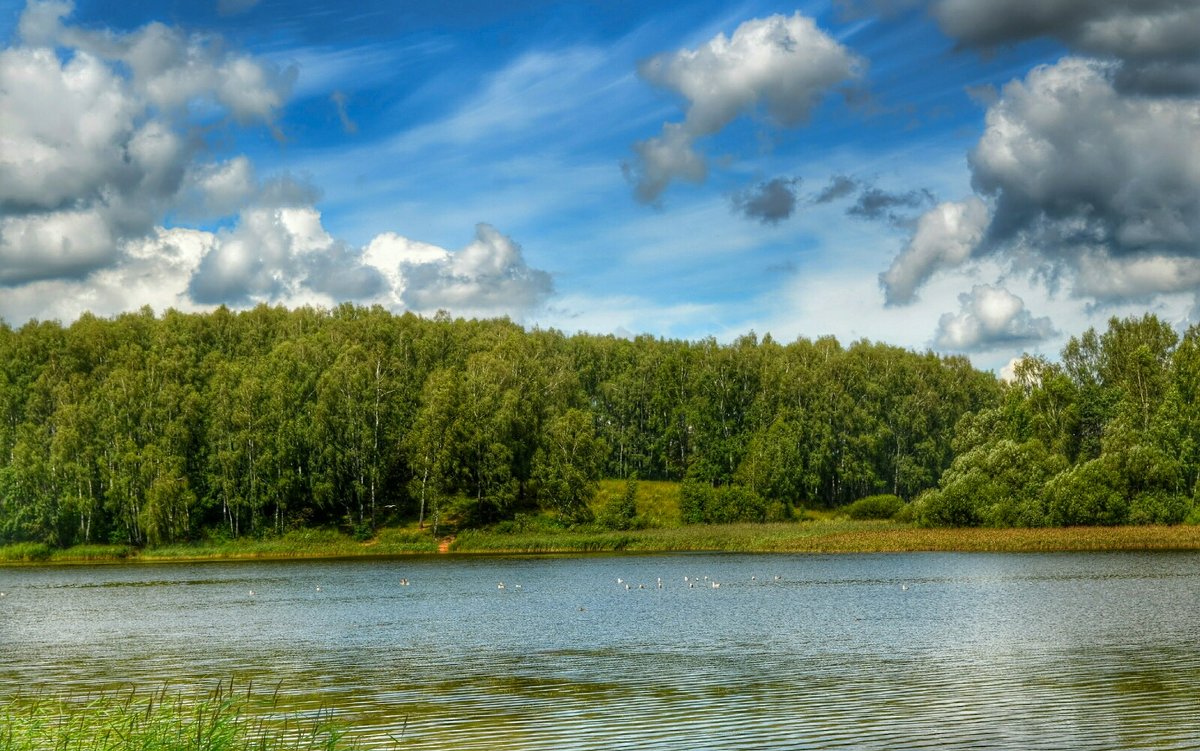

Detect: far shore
4,521,1200,566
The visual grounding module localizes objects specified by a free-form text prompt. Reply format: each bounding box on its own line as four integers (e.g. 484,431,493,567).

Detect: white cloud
972,58,1200,258
628,123,707,204
363,224,553,320
629,12,862,201
0,227,213,323
934,284,1056,351
883,55,1200,308
0,1,292,288
879,197,989,305
1074,252,1200,300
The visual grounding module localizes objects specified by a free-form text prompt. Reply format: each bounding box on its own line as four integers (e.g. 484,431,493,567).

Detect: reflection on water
2,552,1198,749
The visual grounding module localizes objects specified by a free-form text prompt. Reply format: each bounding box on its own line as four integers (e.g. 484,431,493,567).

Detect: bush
679,481,711,524
844,494,904,520
1128,491,1192,525
0,542,52,562
1044,459,1128,526
679,482,768,524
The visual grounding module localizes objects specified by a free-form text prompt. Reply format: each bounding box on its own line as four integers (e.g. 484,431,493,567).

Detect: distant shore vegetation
0,305,1197,556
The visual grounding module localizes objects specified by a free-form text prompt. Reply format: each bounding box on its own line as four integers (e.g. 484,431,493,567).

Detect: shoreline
4,521,1200,565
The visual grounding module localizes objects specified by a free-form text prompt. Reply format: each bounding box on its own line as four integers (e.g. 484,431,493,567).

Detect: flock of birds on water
0,576,913,600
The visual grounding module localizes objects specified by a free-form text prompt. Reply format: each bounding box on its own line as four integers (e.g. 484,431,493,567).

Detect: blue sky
2,0,1199,371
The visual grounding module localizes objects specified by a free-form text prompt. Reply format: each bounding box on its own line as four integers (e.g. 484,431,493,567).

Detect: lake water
2,552,1199,750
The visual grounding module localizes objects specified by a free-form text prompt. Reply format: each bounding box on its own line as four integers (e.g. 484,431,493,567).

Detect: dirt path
437,536,455,554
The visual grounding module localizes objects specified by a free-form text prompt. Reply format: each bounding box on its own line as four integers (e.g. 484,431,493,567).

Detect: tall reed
0,682,357,751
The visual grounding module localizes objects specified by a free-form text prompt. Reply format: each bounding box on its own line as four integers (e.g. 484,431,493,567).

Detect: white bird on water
497,582,506,590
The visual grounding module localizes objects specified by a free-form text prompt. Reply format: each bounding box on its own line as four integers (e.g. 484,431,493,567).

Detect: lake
2,552,1199,749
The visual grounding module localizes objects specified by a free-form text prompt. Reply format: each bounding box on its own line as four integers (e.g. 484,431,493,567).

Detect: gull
498,582,506,590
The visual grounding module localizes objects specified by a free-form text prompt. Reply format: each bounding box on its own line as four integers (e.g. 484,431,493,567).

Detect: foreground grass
0,685,354,751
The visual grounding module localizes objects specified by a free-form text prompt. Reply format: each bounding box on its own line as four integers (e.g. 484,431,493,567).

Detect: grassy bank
5,521,1200,565
449,520,1200,554
0,685,354,751
0,528,436,565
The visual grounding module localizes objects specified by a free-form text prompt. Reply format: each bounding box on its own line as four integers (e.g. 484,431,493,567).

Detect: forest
0,305,1195,549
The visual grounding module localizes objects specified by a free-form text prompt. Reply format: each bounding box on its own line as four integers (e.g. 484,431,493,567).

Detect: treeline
0,304,997,547
915,314,1200,527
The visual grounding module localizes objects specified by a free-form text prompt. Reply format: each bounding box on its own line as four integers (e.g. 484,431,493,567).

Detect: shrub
1128,491,1191,525
1044,459,1128,526
844,494,904,520
679,481,711,524
679,482,768,524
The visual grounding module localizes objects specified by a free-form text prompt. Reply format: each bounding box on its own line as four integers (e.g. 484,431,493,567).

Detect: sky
1,0,1199,372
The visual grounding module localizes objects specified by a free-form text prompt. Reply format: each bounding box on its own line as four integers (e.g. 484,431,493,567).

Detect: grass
449,520,1200,554
142,528,437,561
0,542,52,563
592,479,682,527
0,684,355,751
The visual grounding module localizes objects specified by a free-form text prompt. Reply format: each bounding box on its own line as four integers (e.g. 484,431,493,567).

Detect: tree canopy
0,306,1194,547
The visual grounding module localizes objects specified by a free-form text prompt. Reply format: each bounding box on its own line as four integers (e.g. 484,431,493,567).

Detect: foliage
844,494,905,520
680,482,771,524
5,306,1200,543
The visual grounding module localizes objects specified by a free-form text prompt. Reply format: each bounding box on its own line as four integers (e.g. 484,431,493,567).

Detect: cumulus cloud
932,0,1200,93
363,224,553,319
190,205,352,305
0,228,213,324
934,284,1057,351
883,54,1200,307
730,177,800,224
629,12,862,202
0,1,291,285
0,1,554,325
972,58,1200,258
879,197,989,305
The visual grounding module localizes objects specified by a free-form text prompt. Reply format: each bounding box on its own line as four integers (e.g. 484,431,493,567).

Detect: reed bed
0,684,355,751
449,520,1200,554
135,528,437,562
8,519,1200,566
